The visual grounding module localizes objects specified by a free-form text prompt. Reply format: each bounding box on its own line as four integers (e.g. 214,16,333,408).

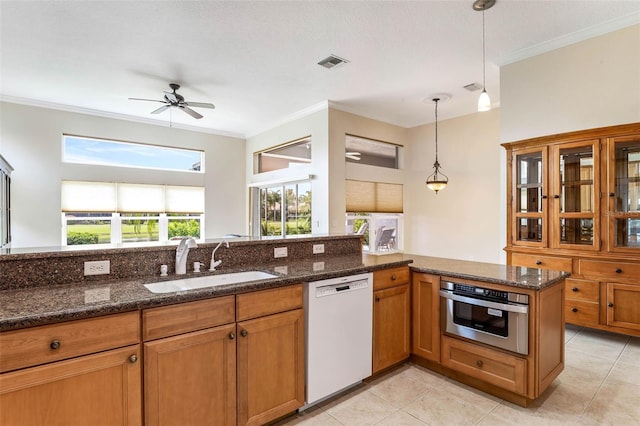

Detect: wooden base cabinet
411,273,440,363
372,267,410,374
606,282,640,331
0,312,142,425
142,285,305,426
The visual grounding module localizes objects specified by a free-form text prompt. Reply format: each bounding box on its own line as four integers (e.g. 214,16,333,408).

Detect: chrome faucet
175,237,197,275
209,239,229,271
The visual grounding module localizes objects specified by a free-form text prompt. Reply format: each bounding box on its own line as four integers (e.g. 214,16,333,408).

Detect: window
345,179,403,254
63,135,203,172
345,135,400,169
256,181,311,237
254,137,311,173
61,181,204,246
1,154,13,248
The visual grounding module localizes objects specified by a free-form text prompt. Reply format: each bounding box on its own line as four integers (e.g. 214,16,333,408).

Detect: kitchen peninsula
0,235,568,424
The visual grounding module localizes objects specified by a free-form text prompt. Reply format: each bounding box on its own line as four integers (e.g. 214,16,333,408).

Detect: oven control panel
453,283,508,302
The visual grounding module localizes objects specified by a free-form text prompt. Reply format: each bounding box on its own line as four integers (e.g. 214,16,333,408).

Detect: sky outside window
63,136,203,172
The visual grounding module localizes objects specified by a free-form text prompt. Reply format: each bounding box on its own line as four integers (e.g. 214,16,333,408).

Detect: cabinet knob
608,303,614,308
476,360,483,368
553,195,560,199
571,307,578,313
572,287,579,292
609,192,615,197
240,329,248,337
535,260,542,265
375,296,380,302
229,332,236,340
129,354,138,364
541,195,548,200
50,340,61,350
615,268,622,274
391,275,397,281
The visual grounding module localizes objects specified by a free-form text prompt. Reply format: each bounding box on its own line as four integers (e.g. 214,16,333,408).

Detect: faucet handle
209,260,222,271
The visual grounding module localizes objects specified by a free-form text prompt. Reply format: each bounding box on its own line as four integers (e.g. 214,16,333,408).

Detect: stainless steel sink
144,271,279,294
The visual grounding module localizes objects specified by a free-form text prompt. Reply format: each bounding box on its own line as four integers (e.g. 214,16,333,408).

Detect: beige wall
1,102,246,248
501,24,640,143
405,108,503,263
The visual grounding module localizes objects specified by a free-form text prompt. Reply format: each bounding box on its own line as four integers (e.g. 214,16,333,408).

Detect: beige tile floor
279,325,640,425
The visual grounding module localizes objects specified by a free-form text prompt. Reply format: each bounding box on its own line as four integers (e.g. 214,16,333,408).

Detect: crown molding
246,100,330,138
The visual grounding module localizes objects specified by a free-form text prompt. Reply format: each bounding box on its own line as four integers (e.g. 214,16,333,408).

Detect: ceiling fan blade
151,104,171,114
179,106,203,119
129,97,166,103
185,102,215,109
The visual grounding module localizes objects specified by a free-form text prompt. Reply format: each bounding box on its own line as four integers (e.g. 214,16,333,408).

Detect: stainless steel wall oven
440,280,529,355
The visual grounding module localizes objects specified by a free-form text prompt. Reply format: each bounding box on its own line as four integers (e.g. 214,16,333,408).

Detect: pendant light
426,98,448,194
474,0,495,112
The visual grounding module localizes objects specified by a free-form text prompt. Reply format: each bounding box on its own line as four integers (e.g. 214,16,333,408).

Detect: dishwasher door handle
335,285,350,292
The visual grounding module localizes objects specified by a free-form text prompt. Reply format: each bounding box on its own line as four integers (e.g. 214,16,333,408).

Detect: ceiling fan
129,83,215,119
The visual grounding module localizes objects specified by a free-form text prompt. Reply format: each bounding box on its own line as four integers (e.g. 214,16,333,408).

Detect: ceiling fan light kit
129,83,215,120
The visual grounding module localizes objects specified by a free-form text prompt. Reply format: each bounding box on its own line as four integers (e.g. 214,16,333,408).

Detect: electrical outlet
84,260,110,276
313,261,325,271
313,244,325,254
274,247,288,258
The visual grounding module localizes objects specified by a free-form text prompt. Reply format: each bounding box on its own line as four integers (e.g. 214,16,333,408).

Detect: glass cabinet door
512,147,547,247
551,139,600,250
608,135,640,252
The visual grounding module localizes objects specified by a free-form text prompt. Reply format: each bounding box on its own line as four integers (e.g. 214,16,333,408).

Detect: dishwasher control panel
315,279,368,297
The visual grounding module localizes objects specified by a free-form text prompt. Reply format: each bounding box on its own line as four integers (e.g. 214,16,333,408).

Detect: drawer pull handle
615,268,622,274
609,192,615,197
129,354,138,364
241,329,248,338
541,195,548,199
535,260,542,265
608,303,614,308
571,307,578,313
229,332,236,340
572,287,579,292
391,275,397,281
476,360,483,368
553,195,560,199
50,340,61,350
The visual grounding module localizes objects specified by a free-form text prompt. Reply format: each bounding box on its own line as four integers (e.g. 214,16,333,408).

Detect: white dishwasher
303,272,373,408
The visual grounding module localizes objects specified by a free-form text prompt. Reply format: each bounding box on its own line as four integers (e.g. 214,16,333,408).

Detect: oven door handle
439,290,528,314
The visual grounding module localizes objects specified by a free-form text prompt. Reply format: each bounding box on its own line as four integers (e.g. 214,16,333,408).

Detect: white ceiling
1,1,638,138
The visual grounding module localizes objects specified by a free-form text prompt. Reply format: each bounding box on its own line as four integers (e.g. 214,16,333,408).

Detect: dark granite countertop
0,253,568,331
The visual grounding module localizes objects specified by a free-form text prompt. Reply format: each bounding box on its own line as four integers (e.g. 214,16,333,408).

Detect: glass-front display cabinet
608,135,640,252
512,147,547,247
551,139,600,251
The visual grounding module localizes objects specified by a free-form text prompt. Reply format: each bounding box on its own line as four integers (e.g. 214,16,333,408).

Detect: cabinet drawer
565,300,599,325
579,259,640,281
373,267,410,291
236,284,303,321
511,253,572,272
0,311,140,373
565,278,599,303
143,296,235,341
441,336,527,395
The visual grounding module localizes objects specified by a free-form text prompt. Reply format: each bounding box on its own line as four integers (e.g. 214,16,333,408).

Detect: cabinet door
237,309,304,426
144,324,236,426
550,139,600,251
0,345,141,426
511,147,549,247
411,273,440,362
373,284,410,373
606,282,640,331
607,134,640,253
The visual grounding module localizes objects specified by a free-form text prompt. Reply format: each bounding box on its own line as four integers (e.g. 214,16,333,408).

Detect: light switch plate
313,244,325,254
84,260,110,276
274,247,288,258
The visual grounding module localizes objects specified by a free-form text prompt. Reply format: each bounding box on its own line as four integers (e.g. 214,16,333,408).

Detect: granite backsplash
0,235,363,290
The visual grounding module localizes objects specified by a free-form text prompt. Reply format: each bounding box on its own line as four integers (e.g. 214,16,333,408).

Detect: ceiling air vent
463,83,483,92
318,54,349,69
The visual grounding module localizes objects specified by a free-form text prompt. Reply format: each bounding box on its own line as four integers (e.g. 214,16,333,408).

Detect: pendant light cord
434,99,439,164
482,8,486,90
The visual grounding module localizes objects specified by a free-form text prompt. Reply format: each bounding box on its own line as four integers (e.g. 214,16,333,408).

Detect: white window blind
345,180,403,213
61,181,204,213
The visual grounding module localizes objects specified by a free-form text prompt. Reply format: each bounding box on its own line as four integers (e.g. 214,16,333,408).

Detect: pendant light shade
426,97,448,194
474,0,494,112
